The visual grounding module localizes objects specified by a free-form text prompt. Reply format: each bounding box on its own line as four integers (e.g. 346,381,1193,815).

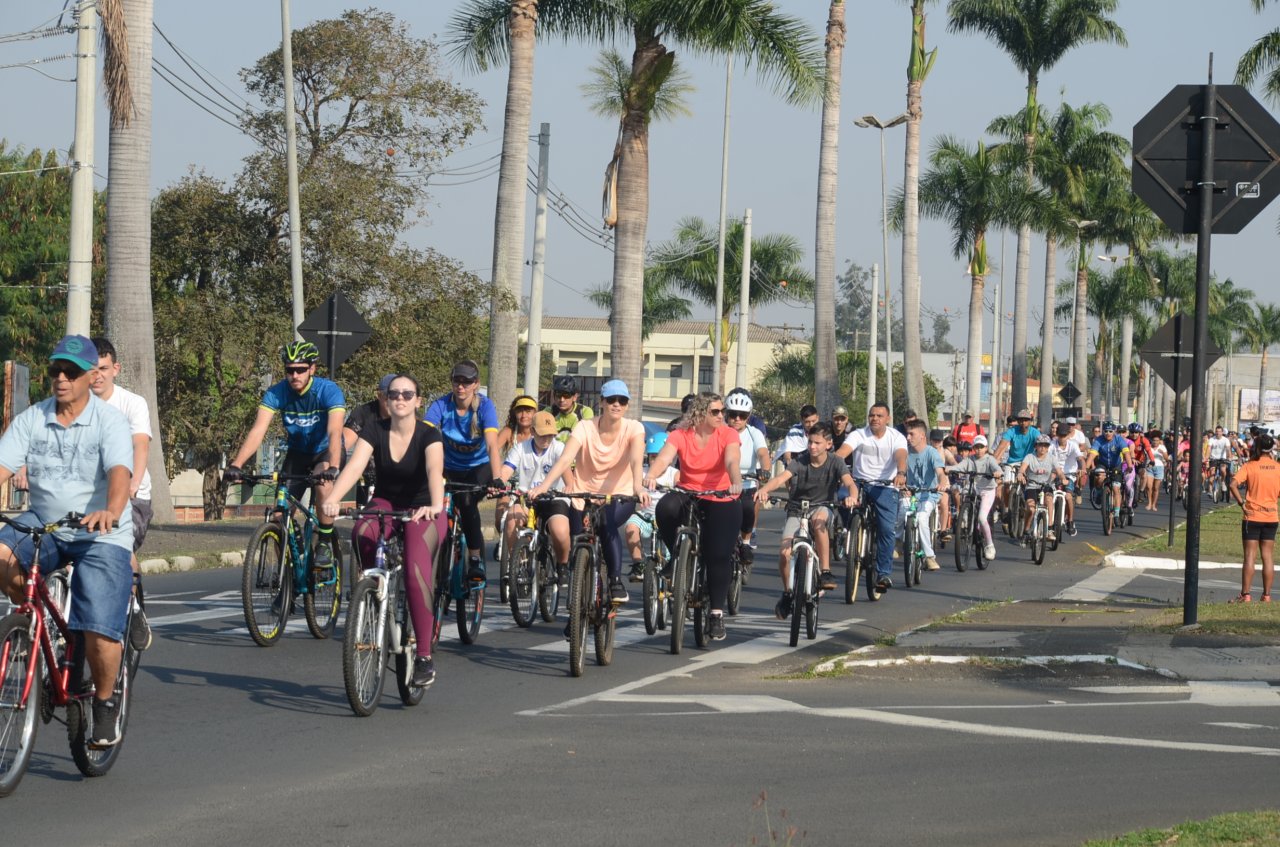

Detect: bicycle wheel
304,531,343,640
508,536,538,628
0,614,40,797
1102,492,1115,536
726,558,743,616
954,502,972,572
430,542,451,651
567,545,591,677
974,520,988,570
593,559,615,667
789,548,807,647
67,640,130,777
538,547,560,623
656,568,669,631
805,591,818,641
844,511,862,604
1031,512,1047,565
1090,482,1104,510
902,517,916,589
642,560,660,635
864,522,884,602
342,577,387,717
241,522,291,647
669,536,692,655
393,604,426,708
1050,500,1064,552
693,606,708,649
455,578,485,645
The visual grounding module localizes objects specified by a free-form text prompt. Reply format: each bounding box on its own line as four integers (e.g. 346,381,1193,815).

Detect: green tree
585,277,691,340
1241,302,1280,423
1237,0,1280,108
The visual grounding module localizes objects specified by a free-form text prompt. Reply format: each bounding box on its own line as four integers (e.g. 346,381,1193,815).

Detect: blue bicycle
238,472,344,646
430,482,490,648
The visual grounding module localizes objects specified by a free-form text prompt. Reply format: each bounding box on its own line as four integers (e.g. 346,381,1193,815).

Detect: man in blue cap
0,334,136,747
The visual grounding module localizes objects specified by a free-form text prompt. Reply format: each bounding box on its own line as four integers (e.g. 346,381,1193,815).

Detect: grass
1138,600,1280,637
920,598,1015,629
1127,505,1244,561
1083,810,1280,846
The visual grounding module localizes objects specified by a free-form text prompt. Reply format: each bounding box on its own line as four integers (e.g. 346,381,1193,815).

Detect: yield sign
1139,312,1222,390
297,290,372,374
1132,84,1280,234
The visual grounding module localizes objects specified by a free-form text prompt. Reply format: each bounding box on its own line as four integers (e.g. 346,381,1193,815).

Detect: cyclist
530,378,648,605
1229,432,1279,603
1146,431,1169,511
544,374,593,443
775,404,820,466
494,410,573,588
1089,422,1133,511
951,435,1003,561
625,431,677,582
951,410,984,445
726,391,769,568
320,374,445,688
423,359,502,583
1207,426,1232,490
1048,423,1084,535
225,340,345,569
992,409,1041,514
0,335,135,747
493,394,540,559
1017,435,1067,545
1127,423,1154,504
342,374,394,510
902,419,948,570
645,392,743,641
755,421,857,618
835,403,908,594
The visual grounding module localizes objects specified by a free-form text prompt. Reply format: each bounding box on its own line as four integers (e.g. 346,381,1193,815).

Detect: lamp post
855,113,909,416
1067,219,1097,394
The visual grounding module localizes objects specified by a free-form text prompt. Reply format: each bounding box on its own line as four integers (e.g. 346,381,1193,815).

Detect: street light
1067,219,1098,393
855,113,909,415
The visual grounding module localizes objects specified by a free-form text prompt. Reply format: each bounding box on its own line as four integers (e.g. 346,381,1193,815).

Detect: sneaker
774,592,793,620
749,531,758,549
628,561,645,583
411,656,437,687
467,559,486,582
1068,521,1078,537
90,697,122,747
818,570,837,591
875,575,892,593
983,542,997,560
940,529,953,541
563,621,572,640
492,543,501,561
312,538,334,571
556,563,570,587
609,579,629,604
707,613,726,641
924,557,940,571
128,601,151,653
1020,534,1029,548
738,543,754,565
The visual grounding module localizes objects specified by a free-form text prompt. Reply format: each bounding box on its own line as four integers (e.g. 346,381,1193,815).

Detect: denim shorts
0,511,133,641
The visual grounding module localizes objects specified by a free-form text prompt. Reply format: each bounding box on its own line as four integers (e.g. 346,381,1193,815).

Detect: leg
1260,537,1275,598
869,486,898,582
353,497,397,570
654,492,687,559
403,511,447,657
1241,525,1258,598
810,509,831,574
546,513,572,565
598,499,636,582
701,499,739,613
976,489,996,546
916,496,936,559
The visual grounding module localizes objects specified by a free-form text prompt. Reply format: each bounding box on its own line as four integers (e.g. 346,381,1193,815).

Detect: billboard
1238,387,1280,423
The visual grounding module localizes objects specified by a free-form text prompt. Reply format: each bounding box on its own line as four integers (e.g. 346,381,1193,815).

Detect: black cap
451,360,480,381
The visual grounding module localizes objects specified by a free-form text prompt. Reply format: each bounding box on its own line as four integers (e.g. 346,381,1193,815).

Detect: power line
152,22,253,113
152,62,262,143
153,58,244,124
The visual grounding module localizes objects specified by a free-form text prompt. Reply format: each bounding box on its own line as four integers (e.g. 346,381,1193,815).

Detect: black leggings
656,493,740,611
738,489,757,534
569,499,635,581
445,465,492,559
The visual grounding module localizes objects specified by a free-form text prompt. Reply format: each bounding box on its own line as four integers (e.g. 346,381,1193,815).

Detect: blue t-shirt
0,396,135,549
1091,435,1131,470
260,376,346,455
1001,426,1042,463
906,445,944,491
424,395,500,471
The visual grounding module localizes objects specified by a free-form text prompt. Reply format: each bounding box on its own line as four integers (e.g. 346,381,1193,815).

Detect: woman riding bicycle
424,360,502,583
530,378,649,605
492,394,539,556
725,390,769,567
643,392,743,642
952,435,1003,561
322,374,445,688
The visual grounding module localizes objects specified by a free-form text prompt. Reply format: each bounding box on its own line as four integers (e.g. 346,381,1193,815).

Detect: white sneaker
983,542,996,560
924,557,940,571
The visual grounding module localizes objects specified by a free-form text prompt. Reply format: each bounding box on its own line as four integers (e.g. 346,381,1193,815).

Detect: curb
1104,552,1238,570
139,550,243,575
814,652,1179,678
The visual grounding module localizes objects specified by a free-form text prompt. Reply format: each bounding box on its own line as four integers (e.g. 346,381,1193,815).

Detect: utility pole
712,56,733,395
950,351,961,428
867,263,879,415
735,208,752,389
280,0,305,339
884,255,894,415
989,247,1005,434
524,123,550,397
65,0,96,336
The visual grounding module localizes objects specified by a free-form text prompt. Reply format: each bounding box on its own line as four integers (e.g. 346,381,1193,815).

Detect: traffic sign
1132,84,1280,234
298,290,372,374
1057,381,1082,403
1139,312,1221,390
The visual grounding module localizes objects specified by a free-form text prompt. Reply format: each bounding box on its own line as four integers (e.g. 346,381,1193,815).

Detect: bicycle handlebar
655,484,735,498
340,507,418,520
0,512,116,533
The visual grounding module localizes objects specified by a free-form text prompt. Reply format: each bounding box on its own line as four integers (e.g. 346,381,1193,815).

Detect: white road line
150,608,245,627
1053,568,1141,601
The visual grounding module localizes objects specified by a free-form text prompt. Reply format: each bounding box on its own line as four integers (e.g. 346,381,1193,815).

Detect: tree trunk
1010,219,1032,416
104,0,173,522
486,0,538,415
901,6,927,421
202,465,227,521
1261,348,1270,423
1119,314,1134,424
1037,234,1056,427
965,273,985,414
1073,261,1090,416
812,1,843,417
1092,328,1106,419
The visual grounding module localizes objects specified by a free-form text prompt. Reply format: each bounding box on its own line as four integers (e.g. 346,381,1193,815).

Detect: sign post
297,290,372,377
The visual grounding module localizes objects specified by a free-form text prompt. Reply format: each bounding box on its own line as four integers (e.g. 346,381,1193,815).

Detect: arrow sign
297,290,372,375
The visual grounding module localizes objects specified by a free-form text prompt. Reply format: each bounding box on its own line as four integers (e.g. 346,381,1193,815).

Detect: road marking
1053,568,1141,601
1207,722,1278,731
150,608,245,627
1188,681,1280,707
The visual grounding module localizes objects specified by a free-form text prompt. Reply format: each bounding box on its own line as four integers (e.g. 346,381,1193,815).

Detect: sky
3,0,1278,362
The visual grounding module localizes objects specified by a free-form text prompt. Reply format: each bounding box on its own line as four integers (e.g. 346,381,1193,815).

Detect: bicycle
1100,467,1128,536
951,473,994,573
846,479,893,602
0,514,142,796
429,482,492,649
503,492,564,628
999,467,1024,538
769,497,830,646
1048,481,1069,552
899,487,933,588
637,509,669,635
340,508,428,717
566,493,638,676
238,472,344,647
1209,459,1231,504
1025,483,1056,565
661,487,731,655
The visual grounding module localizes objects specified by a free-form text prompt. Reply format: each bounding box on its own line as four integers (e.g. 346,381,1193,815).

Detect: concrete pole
65,0,97,336
524,123,550,397
867,263,879,416
880,129,894,416
281,0,305,339
735,208,752,389
712,56,733,394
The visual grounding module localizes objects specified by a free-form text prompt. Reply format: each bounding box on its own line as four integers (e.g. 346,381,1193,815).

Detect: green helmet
281,340,319,364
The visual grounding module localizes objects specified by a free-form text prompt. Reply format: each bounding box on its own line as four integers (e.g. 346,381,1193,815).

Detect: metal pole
989,234,1005,434
65,0,96,336
880,128,894,416
1168,312,1183,546
735,208,752,388
1184,61,1219,626
712,56,733,395
867,263,879,416
281,0,305,340
524,123,551,397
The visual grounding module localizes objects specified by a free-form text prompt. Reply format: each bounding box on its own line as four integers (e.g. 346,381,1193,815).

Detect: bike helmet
1102,421,1117,433
645,430,668,455
1127,422,1142,434
281,340,319,364
552,374,577,394
725,392,753,414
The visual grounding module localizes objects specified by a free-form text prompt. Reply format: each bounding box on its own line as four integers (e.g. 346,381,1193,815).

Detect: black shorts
1241,520,1278,543
280,449,329,504
537,498,572,522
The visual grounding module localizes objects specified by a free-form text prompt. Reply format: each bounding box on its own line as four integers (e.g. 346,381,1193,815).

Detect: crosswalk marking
1053,568,1142,601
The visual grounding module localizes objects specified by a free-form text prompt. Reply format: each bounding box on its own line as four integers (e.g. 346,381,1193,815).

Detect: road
4,493,1276,846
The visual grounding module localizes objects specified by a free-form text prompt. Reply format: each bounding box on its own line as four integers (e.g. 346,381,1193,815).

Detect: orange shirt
569,418,644,496
667,424,738,502
1236,456,1280,523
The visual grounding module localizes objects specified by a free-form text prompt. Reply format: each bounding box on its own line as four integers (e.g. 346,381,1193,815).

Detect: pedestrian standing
1228,433,1280,603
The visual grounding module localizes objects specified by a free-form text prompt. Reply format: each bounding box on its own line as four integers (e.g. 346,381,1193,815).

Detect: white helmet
725,392,753,414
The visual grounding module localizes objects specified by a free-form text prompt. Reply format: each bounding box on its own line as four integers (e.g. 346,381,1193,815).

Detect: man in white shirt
1064,416,1089,500
1048,425,1083,535
836,403,908,593
1207,425,1233,489
775,404,820,466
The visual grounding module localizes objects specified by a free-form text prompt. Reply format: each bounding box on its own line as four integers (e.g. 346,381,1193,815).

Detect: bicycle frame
245,472,328,597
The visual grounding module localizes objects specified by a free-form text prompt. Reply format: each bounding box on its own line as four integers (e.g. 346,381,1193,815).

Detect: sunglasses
727,411,749,421
47,362,85,380
555,392,575,399
452,376,478,386
386,389,417,401
708,407,725,416
603,395,629,406
285,366,311,375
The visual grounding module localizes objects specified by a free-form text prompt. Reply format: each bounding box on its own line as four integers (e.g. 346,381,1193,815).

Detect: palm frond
98,0,134,128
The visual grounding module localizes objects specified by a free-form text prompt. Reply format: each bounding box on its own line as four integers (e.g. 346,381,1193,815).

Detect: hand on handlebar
321,501,340,519
80,510,118,534
223,464,242,484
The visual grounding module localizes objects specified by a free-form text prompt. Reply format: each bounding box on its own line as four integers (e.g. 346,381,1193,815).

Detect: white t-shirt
1152,443,1169,469
1068,428,1089,452
1049,439,1083,475
1208,436,1231,460
845,426,908,482
737,425,767,489
774,422,808,463
503,438,566,491
100,384,152,501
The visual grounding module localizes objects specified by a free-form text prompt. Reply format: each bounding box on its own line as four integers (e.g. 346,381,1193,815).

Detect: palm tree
586,276,691,339
917,136,1023,414
900,0,939,422
1241,302,1280,423
1207,279,1255,425
813,0,845,416
948,0,1126,416
1237,0,1280,106
646,215,814,390
1143,248,1196,425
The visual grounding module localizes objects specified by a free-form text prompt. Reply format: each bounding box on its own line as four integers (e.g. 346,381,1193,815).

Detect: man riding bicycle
1207,426,1233,489
835,403,908,595
1089,422,1134,508
224,341,347,568
993,409,1041,513
0,335,136,747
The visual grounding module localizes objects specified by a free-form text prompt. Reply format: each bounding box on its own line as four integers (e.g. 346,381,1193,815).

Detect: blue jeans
862,483,901,581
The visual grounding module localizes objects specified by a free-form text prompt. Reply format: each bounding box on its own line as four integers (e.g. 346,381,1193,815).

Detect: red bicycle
0,513,142,797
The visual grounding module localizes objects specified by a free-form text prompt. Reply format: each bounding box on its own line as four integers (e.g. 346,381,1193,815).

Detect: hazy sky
3,1,1277,358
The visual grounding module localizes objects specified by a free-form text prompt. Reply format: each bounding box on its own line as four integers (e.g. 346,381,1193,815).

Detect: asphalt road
4,493,1275,846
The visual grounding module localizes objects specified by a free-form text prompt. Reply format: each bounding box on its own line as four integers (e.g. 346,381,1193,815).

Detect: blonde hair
680,391,723,430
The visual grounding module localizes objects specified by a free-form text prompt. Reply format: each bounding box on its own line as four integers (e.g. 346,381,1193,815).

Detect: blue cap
50,334,97,372
600,379,630,400
377,374,396,393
